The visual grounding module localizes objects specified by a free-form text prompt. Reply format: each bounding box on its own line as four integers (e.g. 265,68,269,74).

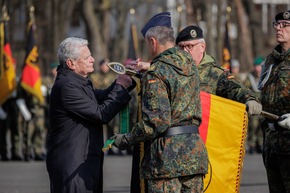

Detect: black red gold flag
0,20,17,105
221,20,232,72
20,21,44,104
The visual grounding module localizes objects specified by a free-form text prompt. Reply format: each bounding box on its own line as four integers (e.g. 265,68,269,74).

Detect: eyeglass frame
272,21,290,29
177,41,202,51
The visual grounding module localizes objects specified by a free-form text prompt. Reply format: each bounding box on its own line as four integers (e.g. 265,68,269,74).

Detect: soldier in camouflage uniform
18,86,46,161
0,91,22,161
42,62,58,132
175,25,262,115
243,57,264,154
259,10,290,193
112,12,208,192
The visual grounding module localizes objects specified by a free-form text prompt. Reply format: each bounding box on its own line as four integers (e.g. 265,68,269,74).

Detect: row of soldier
0,63,57,161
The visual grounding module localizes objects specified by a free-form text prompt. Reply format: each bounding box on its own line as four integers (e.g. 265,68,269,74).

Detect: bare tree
33,0,77,74
233,0,253,72
80,0,104,70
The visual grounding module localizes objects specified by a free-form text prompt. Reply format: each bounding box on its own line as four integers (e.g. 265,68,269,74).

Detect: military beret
49,62,59,69
253,57,264,66
176,25,204,45
141,12,172,37
275,10,290,21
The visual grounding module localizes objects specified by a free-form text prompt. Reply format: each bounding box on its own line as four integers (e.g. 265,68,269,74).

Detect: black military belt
159,125,199,138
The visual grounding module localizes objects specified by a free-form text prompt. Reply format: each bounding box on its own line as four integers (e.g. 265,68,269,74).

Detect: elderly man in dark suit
46,37,136,193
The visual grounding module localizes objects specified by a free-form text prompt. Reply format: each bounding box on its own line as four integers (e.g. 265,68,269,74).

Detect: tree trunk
234,0,253,72
80,0,105,71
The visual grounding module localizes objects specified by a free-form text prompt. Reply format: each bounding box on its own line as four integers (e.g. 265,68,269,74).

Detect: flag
20,21,44,104
221,19,232,72
131,91,248,193
126,22,148,193
0,20,17,105
119,23,139,134
127,23,138,60
200,91,247,193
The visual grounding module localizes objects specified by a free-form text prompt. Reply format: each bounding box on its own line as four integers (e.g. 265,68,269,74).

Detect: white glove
278,113,290,129
0,106,7,120
16,98,32,121
246,100,262,116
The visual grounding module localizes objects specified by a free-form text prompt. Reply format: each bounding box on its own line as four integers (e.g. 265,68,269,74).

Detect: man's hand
278,113,290,129
110,134,131,150
116,74,132,89
125,59,150,72
246,100,262,116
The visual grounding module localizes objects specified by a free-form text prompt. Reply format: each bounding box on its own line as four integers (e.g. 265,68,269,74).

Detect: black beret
275,10,290,21
176,25,204,45
141,12,172,37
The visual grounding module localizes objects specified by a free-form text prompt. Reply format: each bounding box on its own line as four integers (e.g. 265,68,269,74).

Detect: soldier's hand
116,74,132,89
278,113,290,129
246,100,262,116
125,59,150,72
110,134,131,150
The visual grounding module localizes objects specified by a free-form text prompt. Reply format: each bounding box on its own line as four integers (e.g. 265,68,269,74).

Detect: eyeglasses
178,42,201,51
272,21,290,29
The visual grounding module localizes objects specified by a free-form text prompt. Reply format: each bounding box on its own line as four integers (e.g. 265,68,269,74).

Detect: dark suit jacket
46,66,135,193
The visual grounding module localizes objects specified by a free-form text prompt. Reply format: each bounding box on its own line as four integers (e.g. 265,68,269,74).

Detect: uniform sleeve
61,82,132,124
216,71,259,103
126,72,171,143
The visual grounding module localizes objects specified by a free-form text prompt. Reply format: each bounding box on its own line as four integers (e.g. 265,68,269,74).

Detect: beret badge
190,30,197,38
283,11,290,20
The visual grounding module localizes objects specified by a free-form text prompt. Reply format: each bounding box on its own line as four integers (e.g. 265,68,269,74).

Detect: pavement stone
0,153,268,193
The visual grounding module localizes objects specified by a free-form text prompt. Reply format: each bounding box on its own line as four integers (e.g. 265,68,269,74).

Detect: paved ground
0,153,268,193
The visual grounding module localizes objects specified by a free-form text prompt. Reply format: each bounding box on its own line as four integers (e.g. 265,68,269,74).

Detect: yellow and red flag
20,21,44,104
0,20,17,105
200,91,248,193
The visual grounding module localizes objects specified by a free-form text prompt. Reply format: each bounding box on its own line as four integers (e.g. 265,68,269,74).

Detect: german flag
0,20,17,105
200,91,247,193
221,20,232,72
20,21,44,104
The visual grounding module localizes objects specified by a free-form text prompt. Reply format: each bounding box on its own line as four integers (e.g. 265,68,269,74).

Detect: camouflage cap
141,12,172,37
275,10,290,21
176,25,204,45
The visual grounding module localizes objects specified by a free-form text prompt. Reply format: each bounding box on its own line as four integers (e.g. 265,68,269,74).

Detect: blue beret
141,12,172,37
275,10,290,21
176,25,204,44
